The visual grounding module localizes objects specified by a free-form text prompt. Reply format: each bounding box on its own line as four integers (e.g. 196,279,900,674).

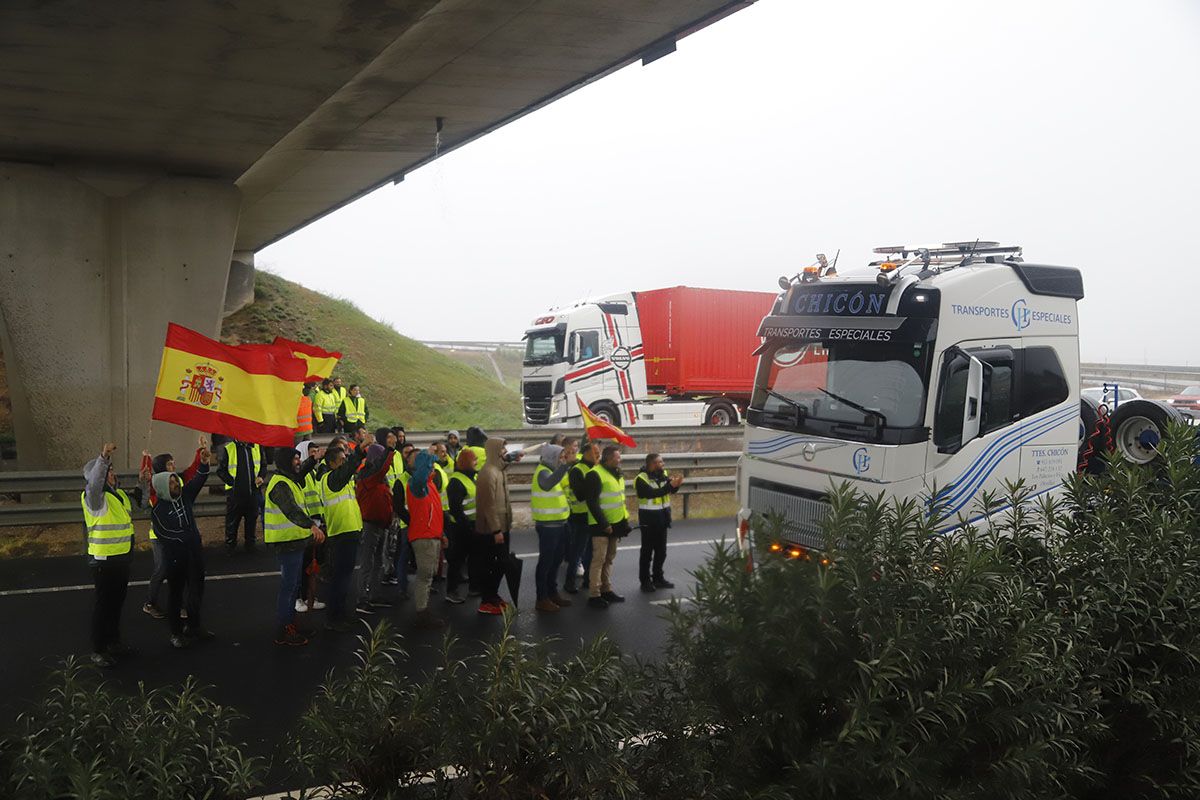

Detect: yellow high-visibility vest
263,475,311,544
81,489,134,558
223,442,261,491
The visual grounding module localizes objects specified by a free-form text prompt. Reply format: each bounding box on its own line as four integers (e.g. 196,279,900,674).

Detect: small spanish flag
273,337,342,383
577,396,637,448
153,324,307,446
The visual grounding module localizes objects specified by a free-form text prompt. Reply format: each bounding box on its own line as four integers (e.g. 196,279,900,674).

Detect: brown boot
535,598,561,613
550,594,573,608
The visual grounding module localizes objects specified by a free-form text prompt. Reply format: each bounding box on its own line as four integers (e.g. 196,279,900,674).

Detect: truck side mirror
567,333,577,364
961,355,984,445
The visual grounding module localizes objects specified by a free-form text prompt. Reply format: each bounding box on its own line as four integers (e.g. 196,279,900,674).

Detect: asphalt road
0,518,734,790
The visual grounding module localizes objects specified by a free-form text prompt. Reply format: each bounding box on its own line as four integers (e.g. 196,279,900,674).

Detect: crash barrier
0,446,740,527
1079,362,1200,394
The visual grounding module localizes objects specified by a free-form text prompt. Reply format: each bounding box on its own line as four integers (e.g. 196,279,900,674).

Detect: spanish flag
273,337,341,383
153,324,308,446
577,396,637,448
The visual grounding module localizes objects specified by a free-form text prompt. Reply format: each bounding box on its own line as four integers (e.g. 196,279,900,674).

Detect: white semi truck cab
737,242,1090,550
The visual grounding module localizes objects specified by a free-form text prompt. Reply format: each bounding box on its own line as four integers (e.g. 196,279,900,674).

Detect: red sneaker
274,623,308,646
477,602,504,616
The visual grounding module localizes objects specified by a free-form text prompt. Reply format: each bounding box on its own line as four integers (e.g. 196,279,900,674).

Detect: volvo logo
610,346,632,370
1011,299,1031,331
852,447,871,474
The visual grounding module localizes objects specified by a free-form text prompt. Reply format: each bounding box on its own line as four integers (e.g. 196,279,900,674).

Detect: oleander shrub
292,619,647,799
0,659,264,800
654,423,1200,799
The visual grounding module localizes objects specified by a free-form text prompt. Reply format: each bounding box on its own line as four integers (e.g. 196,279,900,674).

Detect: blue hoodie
409,451,435,498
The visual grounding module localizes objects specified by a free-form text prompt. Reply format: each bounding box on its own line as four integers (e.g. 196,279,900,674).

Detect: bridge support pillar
0,162,241,469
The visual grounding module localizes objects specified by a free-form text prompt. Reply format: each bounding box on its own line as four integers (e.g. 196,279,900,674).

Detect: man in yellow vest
317,441,367,631
313,378,340,434
338,383,369,431
531,440,578,612
331,376,349,431
82,442,151,667
563,438,594,594
264,447,326,646
585,445,632,610
445,449,478,604
217,439,265,553
635,452,684,593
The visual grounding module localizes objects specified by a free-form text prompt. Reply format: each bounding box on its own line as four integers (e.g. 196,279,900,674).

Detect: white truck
521,287,774,428
736,242,1183,551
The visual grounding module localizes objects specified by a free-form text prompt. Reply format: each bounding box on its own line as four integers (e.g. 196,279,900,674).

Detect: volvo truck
521,287,779,428
736,242,1183,551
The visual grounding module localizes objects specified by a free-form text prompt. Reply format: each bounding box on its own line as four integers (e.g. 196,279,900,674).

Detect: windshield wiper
817,387,888,430
760,389,811,430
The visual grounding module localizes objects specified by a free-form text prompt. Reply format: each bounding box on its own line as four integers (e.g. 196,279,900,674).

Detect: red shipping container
634,287,777,397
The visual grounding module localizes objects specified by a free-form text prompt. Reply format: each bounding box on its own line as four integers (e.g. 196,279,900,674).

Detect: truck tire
704,400,738,427
1079,395,1100,450
1109,400,1184,465
590,400,621,427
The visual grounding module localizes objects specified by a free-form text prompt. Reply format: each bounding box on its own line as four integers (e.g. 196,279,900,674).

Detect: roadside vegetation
221,270,522,430
6,426,1200,798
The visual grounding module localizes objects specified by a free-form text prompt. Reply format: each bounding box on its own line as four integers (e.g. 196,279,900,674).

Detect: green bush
0,659,264,799
655,423,1200,800
292,619,647,799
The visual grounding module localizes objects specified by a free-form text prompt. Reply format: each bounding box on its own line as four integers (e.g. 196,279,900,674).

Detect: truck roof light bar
873,241,1023,285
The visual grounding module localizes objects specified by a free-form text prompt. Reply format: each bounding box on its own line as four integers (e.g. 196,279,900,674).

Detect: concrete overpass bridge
0,0,755,468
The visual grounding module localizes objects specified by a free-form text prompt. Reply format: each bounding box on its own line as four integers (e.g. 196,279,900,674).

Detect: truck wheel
1079,395,1100,450
705,400,738,426
1078,395,1105,474
591,401,621,427
1110,400,1183,465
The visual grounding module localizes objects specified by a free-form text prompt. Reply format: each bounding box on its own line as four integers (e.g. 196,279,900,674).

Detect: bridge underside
0,0,753,468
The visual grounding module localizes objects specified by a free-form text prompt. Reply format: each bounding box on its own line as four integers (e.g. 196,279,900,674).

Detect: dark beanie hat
375,427,393,444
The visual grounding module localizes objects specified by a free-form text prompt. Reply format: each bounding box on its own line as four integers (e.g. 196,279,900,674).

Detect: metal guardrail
0,449,740,527
1080,362,1200,394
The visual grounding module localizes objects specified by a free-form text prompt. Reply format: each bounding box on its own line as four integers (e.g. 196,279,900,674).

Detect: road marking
649,597,694,606
0,539,721,598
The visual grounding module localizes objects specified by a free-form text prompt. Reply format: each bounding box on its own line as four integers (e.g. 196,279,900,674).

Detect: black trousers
91,558,130,653
639,520,669,584
225,492,259,547
477,531,510,604
445,521,471,593
314,417,337,434
163,540,205,636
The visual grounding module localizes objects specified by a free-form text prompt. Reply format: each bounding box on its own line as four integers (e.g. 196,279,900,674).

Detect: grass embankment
221,270,522,430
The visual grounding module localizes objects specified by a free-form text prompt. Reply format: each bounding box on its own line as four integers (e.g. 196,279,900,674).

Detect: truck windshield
524,331,564,366
751,339,932,440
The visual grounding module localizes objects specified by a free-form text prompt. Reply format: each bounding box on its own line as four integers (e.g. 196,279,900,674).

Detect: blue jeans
276,548,305,628
534,522,568,600
328,533,360,622
564,515,593,585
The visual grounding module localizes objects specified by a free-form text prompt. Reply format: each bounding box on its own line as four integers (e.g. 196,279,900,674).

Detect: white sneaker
294,599,309,613
576,564,585,577
309,599,326,610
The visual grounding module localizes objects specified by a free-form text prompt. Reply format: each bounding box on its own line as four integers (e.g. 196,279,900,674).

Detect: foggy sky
259,0,1200,365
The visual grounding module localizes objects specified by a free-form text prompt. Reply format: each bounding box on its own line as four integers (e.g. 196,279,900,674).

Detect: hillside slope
222,271,521,431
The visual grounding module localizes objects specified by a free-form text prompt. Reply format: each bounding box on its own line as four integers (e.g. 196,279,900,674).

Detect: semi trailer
735,242,1185,550
521,286,781,428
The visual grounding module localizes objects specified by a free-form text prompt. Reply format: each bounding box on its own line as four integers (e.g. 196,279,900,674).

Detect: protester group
81,378,684,665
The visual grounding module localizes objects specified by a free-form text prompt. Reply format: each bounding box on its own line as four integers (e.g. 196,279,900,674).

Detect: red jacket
406,478,444,541
355,455,394,525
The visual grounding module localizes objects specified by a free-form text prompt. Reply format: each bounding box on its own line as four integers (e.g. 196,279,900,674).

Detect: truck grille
523,381,552,424
748,478,831,550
